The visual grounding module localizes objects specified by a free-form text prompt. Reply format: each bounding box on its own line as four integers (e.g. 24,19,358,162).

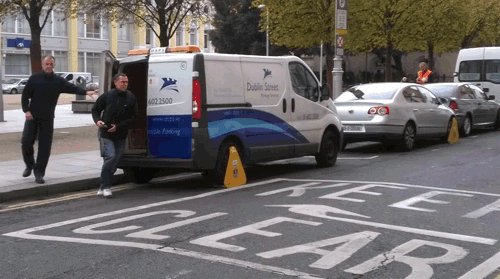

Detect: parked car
2,78,28,94
424,83,500,137
334,82,456,151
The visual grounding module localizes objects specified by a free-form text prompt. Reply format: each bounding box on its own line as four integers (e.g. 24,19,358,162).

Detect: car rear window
425,85,456,97
335,84,399,101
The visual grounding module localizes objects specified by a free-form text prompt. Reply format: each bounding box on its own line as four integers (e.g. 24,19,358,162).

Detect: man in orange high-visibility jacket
416,62,433,84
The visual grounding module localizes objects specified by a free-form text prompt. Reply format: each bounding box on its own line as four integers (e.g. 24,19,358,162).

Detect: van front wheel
315,130,338,167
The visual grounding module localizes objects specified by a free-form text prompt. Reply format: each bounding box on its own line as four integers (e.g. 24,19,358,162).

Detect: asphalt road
1,129,500,279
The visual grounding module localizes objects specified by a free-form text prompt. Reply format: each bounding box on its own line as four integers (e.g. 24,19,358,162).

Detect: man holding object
92,73,137,198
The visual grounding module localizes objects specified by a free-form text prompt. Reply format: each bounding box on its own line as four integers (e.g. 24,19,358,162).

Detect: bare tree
80,0,211,47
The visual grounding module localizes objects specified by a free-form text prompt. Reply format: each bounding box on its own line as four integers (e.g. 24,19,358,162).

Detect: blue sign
7,38,32,49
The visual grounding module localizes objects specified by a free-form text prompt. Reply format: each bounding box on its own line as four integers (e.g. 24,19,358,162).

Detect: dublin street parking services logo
263,68,272,79
161,77,179,92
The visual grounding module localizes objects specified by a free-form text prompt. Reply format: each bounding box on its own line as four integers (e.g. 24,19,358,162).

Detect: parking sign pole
333,0,348,99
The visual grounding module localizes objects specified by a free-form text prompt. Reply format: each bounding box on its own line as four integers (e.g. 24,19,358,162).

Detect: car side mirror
320,84,331,101
66,74,73,81
483,88,490,93
438,97,448,104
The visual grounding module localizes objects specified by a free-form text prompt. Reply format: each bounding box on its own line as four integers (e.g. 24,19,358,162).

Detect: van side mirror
66,74,73,81
320,84,331,101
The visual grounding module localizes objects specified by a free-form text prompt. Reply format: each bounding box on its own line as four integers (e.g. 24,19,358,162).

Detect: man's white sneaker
97,189,103,196
103,189,113,198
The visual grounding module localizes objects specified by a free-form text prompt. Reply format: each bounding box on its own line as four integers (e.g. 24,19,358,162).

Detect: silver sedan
424,83,500,137
334,82,456,151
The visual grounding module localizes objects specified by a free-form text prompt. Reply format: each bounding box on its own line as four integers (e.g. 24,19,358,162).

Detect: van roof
128,45,202,56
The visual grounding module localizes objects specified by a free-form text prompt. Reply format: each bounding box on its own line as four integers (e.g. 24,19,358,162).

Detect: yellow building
0,10,213,82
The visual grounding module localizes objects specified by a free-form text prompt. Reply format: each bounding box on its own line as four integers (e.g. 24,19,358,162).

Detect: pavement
0,104,124,202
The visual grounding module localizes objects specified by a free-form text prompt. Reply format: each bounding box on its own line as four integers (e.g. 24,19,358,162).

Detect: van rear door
146,55,194,159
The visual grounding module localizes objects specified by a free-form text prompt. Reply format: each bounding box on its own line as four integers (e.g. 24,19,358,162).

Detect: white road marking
270,204,497,245
458,250,500,279
2,231,322,279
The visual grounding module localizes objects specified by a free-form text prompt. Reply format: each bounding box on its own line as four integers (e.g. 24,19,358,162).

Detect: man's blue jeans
99,134,125,189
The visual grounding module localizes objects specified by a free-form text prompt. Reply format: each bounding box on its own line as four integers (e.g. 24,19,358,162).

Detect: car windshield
5,79,21,84
425,85,456,97
335,83,400,101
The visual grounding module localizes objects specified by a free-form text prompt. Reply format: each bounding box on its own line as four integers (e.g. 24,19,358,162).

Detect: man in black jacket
21,55,98,184
92,73,137,198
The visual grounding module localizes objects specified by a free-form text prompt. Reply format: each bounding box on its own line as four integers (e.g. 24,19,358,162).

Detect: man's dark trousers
21,118,54,177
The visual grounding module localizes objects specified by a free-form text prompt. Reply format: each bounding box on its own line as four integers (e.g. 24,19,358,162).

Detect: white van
102,46,343,184
454,47,500,99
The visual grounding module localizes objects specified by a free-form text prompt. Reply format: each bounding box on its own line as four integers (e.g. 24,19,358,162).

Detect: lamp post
258,4,269,56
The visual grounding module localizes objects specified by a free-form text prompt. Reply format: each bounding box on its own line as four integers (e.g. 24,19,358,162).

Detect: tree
252,0,336,93
454,0,500,48
0,0,61,72
210,0,265,54
402,0,462,72
79,0,209,47
348,0,419,81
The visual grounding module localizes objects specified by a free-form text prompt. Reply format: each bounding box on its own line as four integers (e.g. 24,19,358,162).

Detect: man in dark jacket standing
92,73,137,198
21,55,98,184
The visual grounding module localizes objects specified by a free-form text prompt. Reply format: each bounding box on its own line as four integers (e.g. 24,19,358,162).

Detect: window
17,16,30,34
117,22,130,41
189,20,198,45
53,11,67,36
458,60,481,82
403,87,425,103
145,27,152,45
471,86,488,100
85,14,101,38
86,52,100,76
3,15,16,33
289,62,320,101
5,54,30,75
459,86,475,99
176,23,184,46
485,60,500,84
418,86,439,104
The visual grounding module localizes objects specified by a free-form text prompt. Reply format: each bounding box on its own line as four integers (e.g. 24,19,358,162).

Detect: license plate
344,124,365,132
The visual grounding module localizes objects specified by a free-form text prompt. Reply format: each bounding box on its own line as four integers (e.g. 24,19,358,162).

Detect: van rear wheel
124,167,156,184
207,141,243,186
315,130,338,167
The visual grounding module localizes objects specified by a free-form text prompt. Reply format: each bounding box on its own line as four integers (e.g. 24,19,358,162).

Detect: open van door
100,50,119,94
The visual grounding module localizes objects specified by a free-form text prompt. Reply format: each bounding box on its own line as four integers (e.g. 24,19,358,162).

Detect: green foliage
210,0,265,54
252,0,335,48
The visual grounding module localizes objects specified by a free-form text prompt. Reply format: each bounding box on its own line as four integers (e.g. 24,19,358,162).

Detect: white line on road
338,156,379,160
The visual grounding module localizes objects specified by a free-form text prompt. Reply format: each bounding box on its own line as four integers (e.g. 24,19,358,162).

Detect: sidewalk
0,105,123,202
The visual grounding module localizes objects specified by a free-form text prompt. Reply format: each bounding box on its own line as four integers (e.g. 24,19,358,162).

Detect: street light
258,4,269,56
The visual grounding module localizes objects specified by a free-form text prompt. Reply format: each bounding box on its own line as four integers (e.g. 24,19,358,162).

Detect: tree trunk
29,28,42,73
427,41,435,71
385,44,393,81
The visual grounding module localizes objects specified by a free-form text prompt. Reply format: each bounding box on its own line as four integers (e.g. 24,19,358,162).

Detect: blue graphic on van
263,68,272,79
147,115,191,158
207,109,308,147
161,77,179,92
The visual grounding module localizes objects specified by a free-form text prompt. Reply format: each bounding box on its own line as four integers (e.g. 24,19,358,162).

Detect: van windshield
458,61,481,81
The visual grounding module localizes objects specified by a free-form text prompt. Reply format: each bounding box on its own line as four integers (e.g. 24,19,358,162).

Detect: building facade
1,9,214,83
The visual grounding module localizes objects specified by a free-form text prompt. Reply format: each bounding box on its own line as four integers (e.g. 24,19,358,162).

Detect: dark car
425,83,500,137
